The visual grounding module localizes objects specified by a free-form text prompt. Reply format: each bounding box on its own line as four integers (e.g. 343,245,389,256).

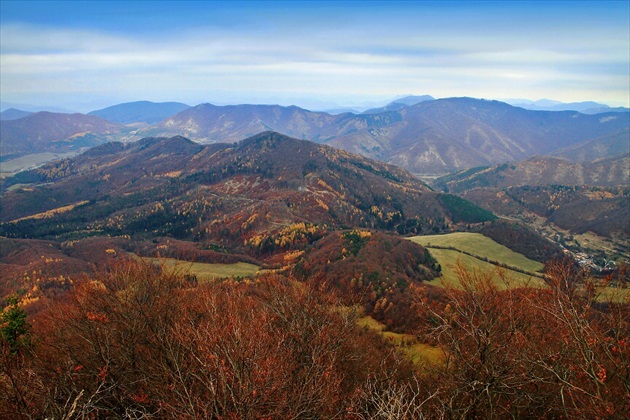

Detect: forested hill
1,132,495,249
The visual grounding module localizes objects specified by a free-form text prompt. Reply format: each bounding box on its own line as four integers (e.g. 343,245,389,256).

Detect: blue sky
1,1,628,112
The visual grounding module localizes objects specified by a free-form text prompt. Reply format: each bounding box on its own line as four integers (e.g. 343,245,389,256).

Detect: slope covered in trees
137,98,630,174
2,257,628,418
0,132,494,272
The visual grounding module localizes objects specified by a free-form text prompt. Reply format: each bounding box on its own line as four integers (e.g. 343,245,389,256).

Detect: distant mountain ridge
0,108,32,121
132,97,629,174
551,127,630,162
505,99,629,114
4,97,629,176
138,102,402,144
362,95,434,114
0,112,124,157
434,154,630,193
88,100,191,124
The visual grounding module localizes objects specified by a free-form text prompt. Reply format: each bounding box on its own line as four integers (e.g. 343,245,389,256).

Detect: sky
1,0,629,112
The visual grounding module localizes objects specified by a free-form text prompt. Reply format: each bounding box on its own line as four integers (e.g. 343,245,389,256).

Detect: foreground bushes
413,261,630,419
1,259,414,418
1,258,629,418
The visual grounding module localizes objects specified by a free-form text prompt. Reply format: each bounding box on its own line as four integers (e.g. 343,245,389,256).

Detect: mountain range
0,108,32,121
1,132,496,251
0,112,124,158
505,99,630,114
134,98,630,174
361,95,435,114
2,97,628,177
87,100,191,124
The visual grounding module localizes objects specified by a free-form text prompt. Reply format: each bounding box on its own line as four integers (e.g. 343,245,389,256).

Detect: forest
2,256,628,419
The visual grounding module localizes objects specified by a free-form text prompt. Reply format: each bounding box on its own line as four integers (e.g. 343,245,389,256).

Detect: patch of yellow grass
12,201,90,222
424,248,545,289
143,257,261,281
358,315,445,369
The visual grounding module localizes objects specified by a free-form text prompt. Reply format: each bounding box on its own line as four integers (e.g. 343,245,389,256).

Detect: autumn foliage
413,261,630,418
1,259,413,418
1,257,629,418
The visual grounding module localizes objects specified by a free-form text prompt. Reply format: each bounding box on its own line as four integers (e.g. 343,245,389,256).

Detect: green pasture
423,248,545,289
409,232,546,289
410,232,544,273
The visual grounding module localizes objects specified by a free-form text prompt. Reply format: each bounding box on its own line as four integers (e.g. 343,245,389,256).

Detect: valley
1,101,628,419
3,0,629,416
3,98,628,176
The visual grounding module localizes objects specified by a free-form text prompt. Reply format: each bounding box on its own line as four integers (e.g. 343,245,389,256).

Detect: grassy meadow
142,257,262,281
410,232,546,289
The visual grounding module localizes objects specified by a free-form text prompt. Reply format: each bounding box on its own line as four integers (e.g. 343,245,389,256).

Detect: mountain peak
0,108,32,121
392,95,435,106
239,130,295,147
88,101,191,124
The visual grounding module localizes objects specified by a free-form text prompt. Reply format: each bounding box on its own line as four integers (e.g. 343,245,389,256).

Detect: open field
410,232,545,272
410,232,546,289
423,247,546,289
0,152,78,175
142,257,262,281
410,233,628,300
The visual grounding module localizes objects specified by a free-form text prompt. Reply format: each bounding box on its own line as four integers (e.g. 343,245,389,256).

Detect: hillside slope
330,98,629,174
0,111,125,157
137,103,400,144
1,132,495,255
434,154,630,193
133,98,629,174
88,101,191,124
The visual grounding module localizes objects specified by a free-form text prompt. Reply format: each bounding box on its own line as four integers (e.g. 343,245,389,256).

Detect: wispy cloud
1,1,628,110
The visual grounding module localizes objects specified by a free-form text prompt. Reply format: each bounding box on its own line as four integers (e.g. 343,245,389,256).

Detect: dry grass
358,315,445,370
142,257,262,281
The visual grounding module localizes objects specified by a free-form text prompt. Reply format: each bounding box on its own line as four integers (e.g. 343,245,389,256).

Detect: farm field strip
422,248,546,289
410,232,545,273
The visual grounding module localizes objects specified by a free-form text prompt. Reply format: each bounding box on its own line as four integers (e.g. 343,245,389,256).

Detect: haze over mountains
133,97,630,174
2,96,628,178
0,108,32,121
504,99,630,114
0,112,124,158
87,101,191,124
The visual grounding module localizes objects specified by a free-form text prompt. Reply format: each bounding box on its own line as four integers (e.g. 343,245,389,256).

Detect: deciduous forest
2,257,628,418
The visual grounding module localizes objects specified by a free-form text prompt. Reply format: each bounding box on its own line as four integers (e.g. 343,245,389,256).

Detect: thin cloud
1,2,628,110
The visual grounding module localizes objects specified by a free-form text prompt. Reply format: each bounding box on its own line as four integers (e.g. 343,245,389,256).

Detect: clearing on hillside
410,232,544,272
410,232,546,289
143,257,261,280
421,248,545,289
